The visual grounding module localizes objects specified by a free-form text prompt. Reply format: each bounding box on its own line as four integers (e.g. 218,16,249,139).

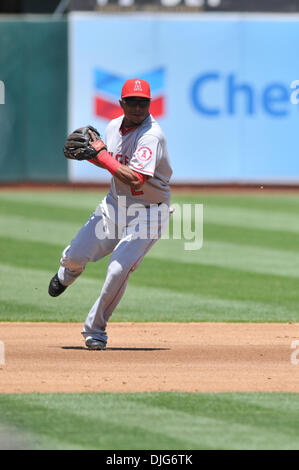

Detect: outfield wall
0,14,299,183
0,17,68,182
68,13,299,183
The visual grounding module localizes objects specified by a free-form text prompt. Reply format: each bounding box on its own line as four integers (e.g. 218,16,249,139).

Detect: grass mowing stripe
2,194,299,234
0,394,194,450
0,214,82,246
0,199,94,225
0,300,68,319
0,190,105,210
203,205,299,234
171,192,299,213
1,213,298,279
128,393,299,443
2,190,299,214
205,222,299,253
149,239,299,278
0,232,298,297
1,232,298,294
3,190,297,212
0,263,106,322
1,393,299,449
2,213,299,258
135,259,299,318
1,235,299,305
2,218,299,281
0,236,67,272
2,263,296,322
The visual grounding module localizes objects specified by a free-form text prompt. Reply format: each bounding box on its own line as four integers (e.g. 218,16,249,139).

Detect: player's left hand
63,125,107,161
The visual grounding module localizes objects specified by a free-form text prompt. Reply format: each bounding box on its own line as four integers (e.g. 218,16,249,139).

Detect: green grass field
0,189,299,449
1,392,299,450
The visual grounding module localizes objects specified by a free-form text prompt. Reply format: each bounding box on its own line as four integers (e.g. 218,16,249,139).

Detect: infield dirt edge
0,322,298,394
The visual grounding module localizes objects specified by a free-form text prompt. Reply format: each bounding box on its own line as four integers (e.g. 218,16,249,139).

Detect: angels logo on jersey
136,146,152,162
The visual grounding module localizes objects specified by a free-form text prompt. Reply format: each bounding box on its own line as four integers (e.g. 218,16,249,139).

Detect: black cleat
48,273,68,297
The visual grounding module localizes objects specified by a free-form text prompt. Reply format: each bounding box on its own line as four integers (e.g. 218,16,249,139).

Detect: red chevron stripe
94,95,165,120
150,96,164,119
94,96,123,120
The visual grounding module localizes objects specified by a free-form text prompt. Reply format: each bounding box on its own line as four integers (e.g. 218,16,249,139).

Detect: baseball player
48,78,172,350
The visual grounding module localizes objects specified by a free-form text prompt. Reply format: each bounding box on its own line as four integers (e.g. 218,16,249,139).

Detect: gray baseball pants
57,193,169,344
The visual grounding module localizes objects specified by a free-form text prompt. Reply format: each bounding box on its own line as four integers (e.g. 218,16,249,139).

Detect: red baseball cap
121,78,151,99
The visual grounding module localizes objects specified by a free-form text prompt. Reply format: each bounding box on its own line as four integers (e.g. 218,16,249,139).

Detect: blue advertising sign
69,14,299,182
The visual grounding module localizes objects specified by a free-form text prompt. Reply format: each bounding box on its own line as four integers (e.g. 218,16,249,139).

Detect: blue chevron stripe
94,67,165,97
140,68,165,93
94,70,124,97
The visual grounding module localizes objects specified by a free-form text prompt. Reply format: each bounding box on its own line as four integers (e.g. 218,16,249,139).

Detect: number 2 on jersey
130,186,144,196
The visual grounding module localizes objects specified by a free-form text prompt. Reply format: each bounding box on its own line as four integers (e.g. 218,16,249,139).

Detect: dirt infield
1,322,299,393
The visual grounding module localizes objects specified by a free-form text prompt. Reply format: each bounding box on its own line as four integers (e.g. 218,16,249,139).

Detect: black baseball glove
63,125,107,161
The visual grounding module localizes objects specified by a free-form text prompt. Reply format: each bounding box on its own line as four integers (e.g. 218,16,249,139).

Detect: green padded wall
0,18,68,181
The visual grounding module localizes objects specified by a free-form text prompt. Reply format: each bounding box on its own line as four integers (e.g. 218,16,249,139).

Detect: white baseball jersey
105,114,172,206
58,114,173,345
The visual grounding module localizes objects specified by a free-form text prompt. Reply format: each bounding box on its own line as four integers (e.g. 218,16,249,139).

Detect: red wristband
95,150,121,176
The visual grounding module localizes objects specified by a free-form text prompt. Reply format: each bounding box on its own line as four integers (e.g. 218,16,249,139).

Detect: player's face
120,97,151,126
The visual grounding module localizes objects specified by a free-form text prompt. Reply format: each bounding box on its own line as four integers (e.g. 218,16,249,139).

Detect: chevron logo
94,67,165,120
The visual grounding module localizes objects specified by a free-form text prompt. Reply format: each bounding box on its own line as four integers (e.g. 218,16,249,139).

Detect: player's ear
119,100,124,110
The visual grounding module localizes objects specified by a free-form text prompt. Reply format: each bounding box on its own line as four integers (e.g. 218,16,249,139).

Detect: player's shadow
61,346,170,351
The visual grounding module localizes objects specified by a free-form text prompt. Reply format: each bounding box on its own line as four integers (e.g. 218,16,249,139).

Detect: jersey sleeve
128,134,160,177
